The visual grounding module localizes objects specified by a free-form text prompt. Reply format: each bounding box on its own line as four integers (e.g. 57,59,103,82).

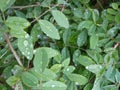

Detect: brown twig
11,2,40,10
114,43,119,49
61,0,68,11
4,33,23,66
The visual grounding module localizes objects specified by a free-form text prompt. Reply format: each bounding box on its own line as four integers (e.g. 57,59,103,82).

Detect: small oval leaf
39,20,60,40
52,10,69,28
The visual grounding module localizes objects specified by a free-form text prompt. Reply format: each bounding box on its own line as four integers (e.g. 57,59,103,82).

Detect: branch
4,33,23,66
11,2,40,10
30,4,58,24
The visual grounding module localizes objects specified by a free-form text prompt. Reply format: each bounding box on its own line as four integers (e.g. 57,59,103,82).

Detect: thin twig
61,0,68,11
4,33,23,66
30,4,58,24
114,43,119,49
11,2,40,10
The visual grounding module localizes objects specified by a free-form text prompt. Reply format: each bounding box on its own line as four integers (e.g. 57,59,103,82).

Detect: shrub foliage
0,0,120,90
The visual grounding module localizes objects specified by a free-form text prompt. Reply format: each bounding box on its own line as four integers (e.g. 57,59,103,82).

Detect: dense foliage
0,0,120,90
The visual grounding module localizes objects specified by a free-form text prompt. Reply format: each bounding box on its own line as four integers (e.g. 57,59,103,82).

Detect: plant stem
4,33,23,67
11,2,40,10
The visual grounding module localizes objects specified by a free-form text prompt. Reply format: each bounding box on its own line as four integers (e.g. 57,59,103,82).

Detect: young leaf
6,17,30,30
43,81,67,90
90,35,98,49
21,72,39,87
50,64,62,73
39,20,60,40
78,55,95,66
52,10,69,28
6,76,19,86
0,0,16,11
18,35,33,60
67,74,88,85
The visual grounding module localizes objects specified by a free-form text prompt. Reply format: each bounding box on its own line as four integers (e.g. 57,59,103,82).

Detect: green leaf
58,0,66,4
73,49,81,65
63,29,71,44
86,64,103,74
90,35,98,49
6,17,30,30
67,74,88,85
21,72,39,87
61,47,70,60
6,76,19,86
92,77,102,90
115,14,120,24
84,83,93,90
107,8,117,15
10,29,27,38
63,66,75,75
50,64,62,73
105,66,116,83
39,20,60,40
62,58,70,67
112,3,118,10
78,21,93,30
88,24,96,36
41,0,52,7
107,26,119,38
43,68,57,81
84,9,91,19
80,0,90,4
77,30,87,47
78,55,95,66
18,35,33,60
92,9,99,22
103,85,118,90
115,69,120,83
52,10,69,28
31,23,43,43
33,48,49,72
0,0,16,11
43,81,67,90
0,33,5,43
35,47,59,58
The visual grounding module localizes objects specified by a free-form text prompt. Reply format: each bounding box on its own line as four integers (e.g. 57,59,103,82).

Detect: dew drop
33,50,36,54
37,35,41,38
27,52,30,55
66,68,69,71
23,40,28,47
86,66,89,69
25,34,29,39
52,84,55,88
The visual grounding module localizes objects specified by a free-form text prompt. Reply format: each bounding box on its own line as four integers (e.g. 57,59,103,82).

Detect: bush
0,0,120,90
